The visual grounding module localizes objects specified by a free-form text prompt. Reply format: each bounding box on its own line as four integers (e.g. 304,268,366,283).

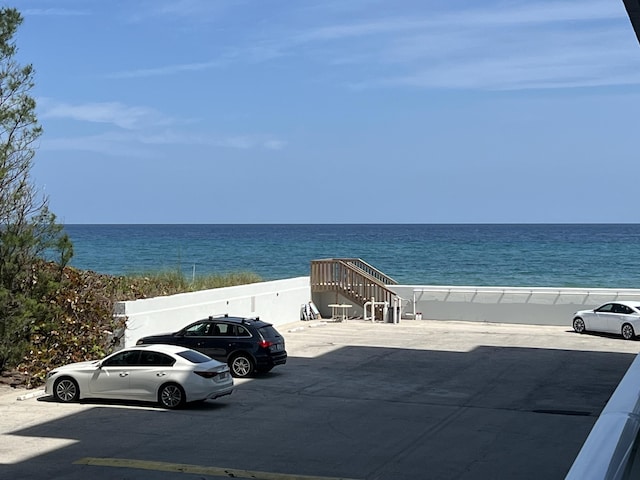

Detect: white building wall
117,277,310,347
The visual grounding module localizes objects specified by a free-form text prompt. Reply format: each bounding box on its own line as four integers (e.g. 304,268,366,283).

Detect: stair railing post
371,296,375,322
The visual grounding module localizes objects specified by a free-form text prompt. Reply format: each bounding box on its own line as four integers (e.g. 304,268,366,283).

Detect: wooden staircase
310,258,398,320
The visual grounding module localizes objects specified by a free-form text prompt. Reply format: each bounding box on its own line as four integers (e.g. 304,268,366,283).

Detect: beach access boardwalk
1,319,638,480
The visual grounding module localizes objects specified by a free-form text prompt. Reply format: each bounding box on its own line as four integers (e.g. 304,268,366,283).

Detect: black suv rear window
177,350,213,363
259,325,281,339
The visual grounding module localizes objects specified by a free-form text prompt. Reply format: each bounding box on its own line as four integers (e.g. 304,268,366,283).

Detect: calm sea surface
61,224,640,288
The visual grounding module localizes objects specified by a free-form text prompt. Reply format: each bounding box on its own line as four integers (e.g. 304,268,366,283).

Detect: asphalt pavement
1,319,639,480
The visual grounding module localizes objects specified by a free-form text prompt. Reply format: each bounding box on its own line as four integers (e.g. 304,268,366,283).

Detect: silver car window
140,351,175,367
596,304,615,313
103,350,141,367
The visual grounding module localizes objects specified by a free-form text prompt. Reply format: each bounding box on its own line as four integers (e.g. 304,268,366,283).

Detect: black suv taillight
258,340,273,348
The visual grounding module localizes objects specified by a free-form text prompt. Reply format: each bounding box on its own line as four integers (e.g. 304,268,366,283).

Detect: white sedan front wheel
573,317,586,334
54,377,79,403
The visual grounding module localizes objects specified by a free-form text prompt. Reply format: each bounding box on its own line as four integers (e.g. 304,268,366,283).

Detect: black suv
136,315,287,378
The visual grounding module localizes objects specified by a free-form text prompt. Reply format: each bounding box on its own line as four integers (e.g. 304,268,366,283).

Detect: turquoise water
61,224,640,288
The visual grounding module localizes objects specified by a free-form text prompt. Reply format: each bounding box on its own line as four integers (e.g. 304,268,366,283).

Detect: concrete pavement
1,319,638,479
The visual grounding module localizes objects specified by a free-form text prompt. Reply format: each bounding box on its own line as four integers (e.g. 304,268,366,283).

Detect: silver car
44,344,233,408
572,301,640,340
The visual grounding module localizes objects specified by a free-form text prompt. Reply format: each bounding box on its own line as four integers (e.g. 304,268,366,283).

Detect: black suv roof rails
204,314,262,325
239,316,261,325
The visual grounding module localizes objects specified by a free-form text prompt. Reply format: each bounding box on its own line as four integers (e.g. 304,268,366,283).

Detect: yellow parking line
74,457,360,480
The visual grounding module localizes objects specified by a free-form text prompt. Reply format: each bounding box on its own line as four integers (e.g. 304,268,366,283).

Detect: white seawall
116,277,310,348
389,285,640,325
116,277,640,347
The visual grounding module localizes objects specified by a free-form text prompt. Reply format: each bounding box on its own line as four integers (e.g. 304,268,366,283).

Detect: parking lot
1,319,639,480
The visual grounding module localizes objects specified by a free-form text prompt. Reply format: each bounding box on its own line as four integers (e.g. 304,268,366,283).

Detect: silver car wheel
573,317,586,334
54,378,79,403
230,354,253,378
622,323,635,341
159,383,184,409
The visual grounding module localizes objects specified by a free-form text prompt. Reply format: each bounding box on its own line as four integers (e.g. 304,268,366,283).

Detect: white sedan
572,301,640,340
45,344,233,409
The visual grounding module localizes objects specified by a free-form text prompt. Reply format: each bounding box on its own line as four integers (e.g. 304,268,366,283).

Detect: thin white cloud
34,0,635,96
286,0,638,91
293,1,623,43
348,11,639,91
23,9,89,16
136,131,286,150
107,45,282,79
124,0,244,24
374,53,640,91
39,100,174,130
40,127,285,157
38,97,285,155
152,0,232,17
209,135,286,150
41,132,154,158
263,139,286,150
110,0,636,91
42,133,286,156
108,60,224,79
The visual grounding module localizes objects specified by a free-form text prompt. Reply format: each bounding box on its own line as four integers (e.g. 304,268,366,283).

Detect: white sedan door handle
119,372,129,377
156,372,166,377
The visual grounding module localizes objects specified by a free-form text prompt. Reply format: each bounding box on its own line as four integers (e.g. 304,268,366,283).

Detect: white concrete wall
117,277,310,347
117,279,640,348
389,285,640,326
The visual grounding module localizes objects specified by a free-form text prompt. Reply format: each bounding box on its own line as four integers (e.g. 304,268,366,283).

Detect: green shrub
6,264,262,387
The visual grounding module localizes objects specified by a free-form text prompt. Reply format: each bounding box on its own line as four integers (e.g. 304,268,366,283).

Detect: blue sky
14,0,640,223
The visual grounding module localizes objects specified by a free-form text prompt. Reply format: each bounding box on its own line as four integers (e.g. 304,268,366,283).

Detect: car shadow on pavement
36,392,232,411
568,329,639,341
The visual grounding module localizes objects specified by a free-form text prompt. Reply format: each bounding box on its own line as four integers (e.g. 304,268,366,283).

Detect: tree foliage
0,9,263,386
0,8,73,371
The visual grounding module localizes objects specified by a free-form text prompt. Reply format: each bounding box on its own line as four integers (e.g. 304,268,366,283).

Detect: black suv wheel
230,353,254,377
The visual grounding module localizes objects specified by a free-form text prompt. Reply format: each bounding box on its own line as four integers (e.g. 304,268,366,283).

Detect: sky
11,0,640,224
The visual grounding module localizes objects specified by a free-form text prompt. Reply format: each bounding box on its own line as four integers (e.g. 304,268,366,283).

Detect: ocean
61,224,640,289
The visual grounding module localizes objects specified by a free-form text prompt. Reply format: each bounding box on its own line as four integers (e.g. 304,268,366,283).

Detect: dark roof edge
623,0,640,45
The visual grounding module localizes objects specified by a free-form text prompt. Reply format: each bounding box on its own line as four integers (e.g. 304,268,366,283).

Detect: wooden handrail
310,259,397,312
343,258,398,285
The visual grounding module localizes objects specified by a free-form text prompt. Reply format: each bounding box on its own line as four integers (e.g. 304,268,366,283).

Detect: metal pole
371,296,375,322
